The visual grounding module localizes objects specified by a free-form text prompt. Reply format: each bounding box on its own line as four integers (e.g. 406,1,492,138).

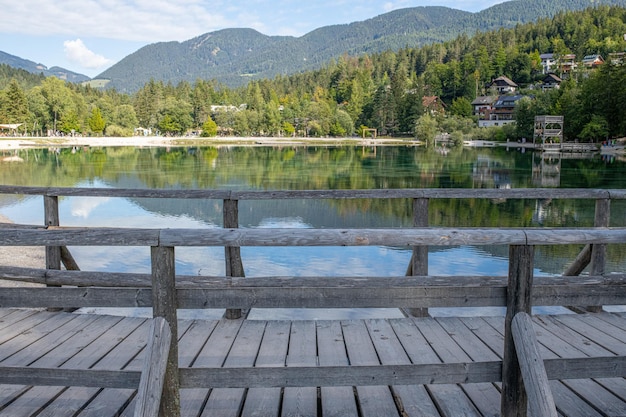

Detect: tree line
2,5,626,142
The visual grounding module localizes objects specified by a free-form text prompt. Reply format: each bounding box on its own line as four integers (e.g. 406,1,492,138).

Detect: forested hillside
2,6,626,144
0,52,90,83
95,0,626,92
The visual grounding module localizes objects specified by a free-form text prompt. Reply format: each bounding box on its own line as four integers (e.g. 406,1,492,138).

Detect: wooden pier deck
2,308,626,417
1,186,626,416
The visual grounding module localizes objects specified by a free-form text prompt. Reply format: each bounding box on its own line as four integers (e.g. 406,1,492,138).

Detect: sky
0,0,506,78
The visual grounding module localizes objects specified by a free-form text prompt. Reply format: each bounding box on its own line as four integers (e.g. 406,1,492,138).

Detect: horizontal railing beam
0,275,624,309
2,226,625,247
0,185,623,200
179,361,503,388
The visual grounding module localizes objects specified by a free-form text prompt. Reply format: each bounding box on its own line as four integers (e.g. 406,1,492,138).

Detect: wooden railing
0,186,626,416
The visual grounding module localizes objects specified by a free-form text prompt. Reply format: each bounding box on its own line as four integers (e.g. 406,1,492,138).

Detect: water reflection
1,145,625,318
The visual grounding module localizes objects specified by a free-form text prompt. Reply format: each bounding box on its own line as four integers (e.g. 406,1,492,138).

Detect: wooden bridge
0,186,625,416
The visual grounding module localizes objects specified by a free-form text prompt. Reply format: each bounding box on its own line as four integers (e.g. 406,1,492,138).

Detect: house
540,53,556,74
488,76,518,94
476,95,524,128
541,73,562,90
471,96,497,119
559,54,577,75
422,96,445,115
582,54,604,68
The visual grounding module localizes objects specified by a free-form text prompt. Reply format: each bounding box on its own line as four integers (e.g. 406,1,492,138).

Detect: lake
1,144,624,318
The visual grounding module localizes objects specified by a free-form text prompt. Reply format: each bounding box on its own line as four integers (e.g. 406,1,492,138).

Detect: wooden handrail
512,312,558,417
1,226,625,247
0,185,624,200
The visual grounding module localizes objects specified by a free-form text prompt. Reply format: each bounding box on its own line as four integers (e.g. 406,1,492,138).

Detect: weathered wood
2,226,626,248
563,244,591,276
512,313,558,417
134,317,172,417
60,246,80,270
223,198,244,319
178,361,503,388
1,274,626,310
0,366,140,387
3,185,621,201
405,197,429,317
44,195,61,271
592,198,611,275
150,246,180,417
0,227,160,246
502,245,534,417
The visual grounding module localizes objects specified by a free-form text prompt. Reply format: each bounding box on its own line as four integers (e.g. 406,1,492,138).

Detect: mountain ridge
95,0,626,92
0,51,90,83
3,0,626,91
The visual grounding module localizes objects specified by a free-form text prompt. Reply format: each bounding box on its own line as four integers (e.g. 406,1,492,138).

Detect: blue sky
1,0,505,78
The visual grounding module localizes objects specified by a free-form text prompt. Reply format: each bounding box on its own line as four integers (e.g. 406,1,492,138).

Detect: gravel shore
0,214,45,287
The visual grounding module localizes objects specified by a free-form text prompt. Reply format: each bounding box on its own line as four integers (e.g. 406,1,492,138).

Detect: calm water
1,144,624,318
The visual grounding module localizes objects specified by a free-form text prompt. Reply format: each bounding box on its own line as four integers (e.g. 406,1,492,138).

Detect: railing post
223,198,245,319
405,198,429,317
502,244,534,417
44,195,61,271
587,198,611,312
151,245,180,417
591,198,610,275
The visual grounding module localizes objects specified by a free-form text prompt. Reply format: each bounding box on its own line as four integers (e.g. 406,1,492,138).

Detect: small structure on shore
533,115,564,151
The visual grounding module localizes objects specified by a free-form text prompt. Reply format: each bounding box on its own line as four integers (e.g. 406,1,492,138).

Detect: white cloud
63,39,112,69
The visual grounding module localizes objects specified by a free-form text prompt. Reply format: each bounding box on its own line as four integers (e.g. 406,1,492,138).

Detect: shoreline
0,135,423,150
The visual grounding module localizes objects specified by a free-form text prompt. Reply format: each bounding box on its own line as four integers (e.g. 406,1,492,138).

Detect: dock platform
2,308,626,417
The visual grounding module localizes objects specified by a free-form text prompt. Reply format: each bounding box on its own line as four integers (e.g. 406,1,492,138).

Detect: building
541,73,562,90
471,96,497,120
422,96,446,115
559,54,577,75
474,95,524,128
582,54,604,69
540,53,556,74
488,76,518,94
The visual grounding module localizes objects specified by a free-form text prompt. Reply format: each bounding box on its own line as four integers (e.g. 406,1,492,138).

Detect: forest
2,5,626,143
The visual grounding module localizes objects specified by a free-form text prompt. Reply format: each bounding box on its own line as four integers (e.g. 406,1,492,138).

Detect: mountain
96,0,626,92
0,51,90,83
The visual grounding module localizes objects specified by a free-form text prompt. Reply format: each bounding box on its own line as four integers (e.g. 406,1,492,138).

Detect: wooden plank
68,318,156,417
179,319,237,417
134,317,172,417
180,362,502,388
0,313,78,363
412,317,482,417
511,313,558,417
549,381,605,417
282,321,317,417
26,316,147,417
316,320,358,417
200,320,266,417
160,227,531,247
341,320,399,417
366,319,440,417
436,317,502,417
0,314,142,417
0,227,160,246
0,310,60,346
0,314,102,367
534,315,615,357
241,321,290,417
0,287,153,309
552,314,626,355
